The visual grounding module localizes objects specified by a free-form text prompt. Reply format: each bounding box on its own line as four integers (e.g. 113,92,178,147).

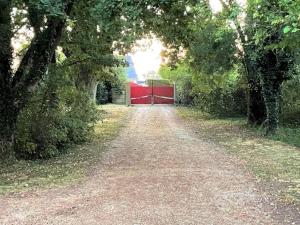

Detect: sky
129,38,164,81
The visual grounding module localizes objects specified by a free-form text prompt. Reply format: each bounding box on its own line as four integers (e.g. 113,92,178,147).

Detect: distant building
125,55,138,81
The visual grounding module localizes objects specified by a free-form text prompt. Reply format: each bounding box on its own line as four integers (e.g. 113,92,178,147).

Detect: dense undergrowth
14,68,99,160
161,63,300,126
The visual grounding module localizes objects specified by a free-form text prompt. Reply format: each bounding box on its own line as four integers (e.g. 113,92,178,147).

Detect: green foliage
281,65,300,125
160,63,194,105
160,61,247,117
189,19,237,75
251,0,300,50
15,68,98,159
193,87,247,117
0,105,129,195
96,67,127,105
1,0,299,162
247,0,297,133
28,0,65,17
192,68,247,117
159,6,244,116
96,82,109,104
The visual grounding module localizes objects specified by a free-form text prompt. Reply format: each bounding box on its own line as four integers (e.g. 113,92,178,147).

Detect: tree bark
243,56,266,125
0,0,74,159
259,50,285,135
246,78,266,124
13,17,67,110
219,1,267,125
0,0,16,159
260,74,281,135
0,92,18,160
75,65,99,102
89,81,99,102
105,81,113,103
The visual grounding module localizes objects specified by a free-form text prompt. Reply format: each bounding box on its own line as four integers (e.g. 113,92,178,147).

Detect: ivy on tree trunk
0,0,16,160
247,78,266,125
259,50,285,135
243,55,266,125
260,73,281,135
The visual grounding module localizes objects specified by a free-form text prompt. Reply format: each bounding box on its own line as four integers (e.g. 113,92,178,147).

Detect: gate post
151,79,154,105
173,82,176,105
125,82,131,106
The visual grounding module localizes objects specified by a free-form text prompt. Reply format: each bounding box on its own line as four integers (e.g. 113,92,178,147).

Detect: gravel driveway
0,106,279,225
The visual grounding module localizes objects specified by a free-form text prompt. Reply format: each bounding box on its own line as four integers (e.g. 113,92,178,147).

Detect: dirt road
0,106,279,224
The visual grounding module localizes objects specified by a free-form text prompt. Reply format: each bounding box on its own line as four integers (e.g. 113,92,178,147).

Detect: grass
177,107,300,204
0,104,130,195
264,127,300,148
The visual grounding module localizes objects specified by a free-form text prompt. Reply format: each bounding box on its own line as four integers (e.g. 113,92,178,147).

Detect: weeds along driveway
0,105,280,225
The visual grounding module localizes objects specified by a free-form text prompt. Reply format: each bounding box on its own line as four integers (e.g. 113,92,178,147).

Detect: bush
96,82,109,104
191,66,247,117
193,86,247,117
159,63,247,115
280,66,300,126
96,67,127,105
15,68,98,159
160,63,195,105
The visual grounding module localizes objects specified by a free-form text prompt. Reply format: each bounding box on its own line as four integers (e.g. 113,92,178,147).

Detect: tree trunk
0,0,15,159
0,1,74,160
226,11,267,125
75,65,98,102
260,71,282,135
259,50,284,135
13,17,67,109
243,55,266,125
0,91,18,160
105,82,113,103
12,1,75,106
89,81,99,102
247,79,266,124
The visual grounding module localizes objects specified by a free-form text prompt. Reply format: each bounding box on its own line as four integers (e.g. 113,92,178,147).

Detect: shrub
194,86,247,117
96,67,127,105
159,63,195,105
176,75,195,105
15,68,98,159
280,66,300,126
96,82,109,104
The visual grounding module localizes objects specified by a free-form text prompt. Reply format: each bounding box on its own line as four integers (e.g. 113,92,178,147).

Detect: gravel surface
0,106,279,225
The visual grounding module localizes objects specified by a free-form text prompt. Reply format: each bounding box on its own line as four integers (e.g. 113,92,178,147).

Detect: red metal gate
130,80,175,105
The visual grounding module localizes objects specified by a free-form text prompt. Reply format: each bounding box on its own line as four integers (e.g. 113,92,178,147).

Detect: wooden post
151,80,154,105
173,82,176,105
125,82,131,106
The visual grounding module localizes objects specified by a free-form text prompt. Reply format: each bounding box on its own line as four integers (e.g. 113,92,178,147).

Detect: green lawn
0,105,130,195
177,107,300,204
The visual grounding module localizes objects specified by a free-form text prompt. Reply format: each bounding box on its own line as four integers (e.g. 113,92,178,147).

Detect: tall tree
0,0,74,158
0,0,14,158
249,0,295,134
219,0,266,124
